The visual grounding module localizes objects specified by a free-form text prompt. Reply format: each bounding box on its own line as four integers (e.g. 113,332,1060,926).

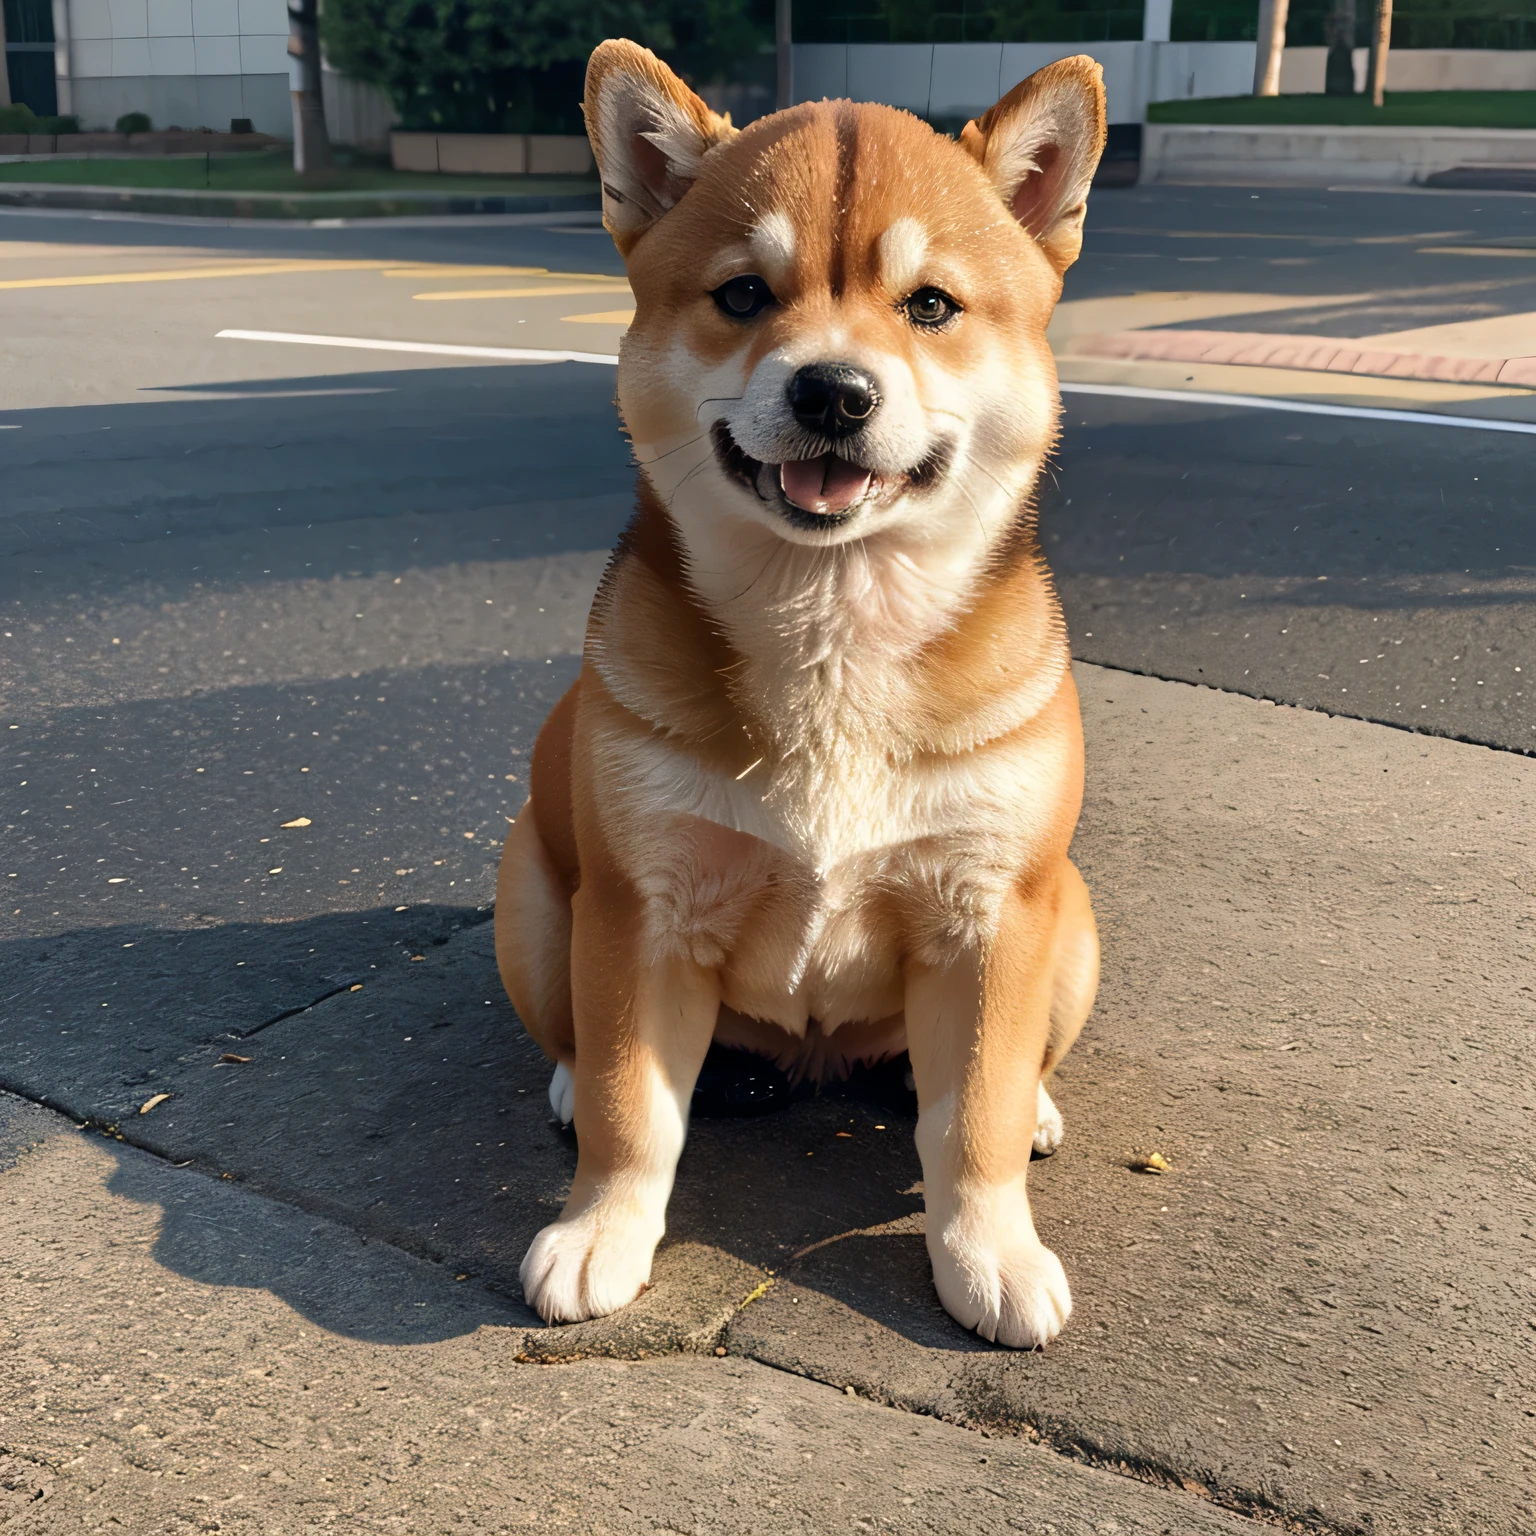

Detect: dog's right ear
584,39,736,253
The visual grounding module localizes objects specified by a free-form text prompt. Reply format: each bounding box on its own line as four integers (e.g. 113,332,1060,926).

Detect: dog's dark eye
712,274,776,320
905,287,959,328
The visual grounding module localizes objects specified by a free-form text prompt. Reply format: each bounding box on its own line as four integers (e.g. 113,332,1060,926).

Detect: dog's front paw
519,1208,659,1324
1032,1082,1064,1156
929,1209,1072,1349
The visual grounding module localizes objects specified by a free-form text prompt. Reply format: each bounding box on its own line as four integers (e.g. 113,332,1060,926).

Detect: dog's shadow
18,908,1016,1352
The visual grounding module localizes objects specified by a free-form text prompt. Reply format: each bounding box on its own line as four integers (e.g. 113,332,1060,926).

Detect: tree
1367,0,1392,106
288,0,334,175
323,0,766,135
1252,0,1291,95
1323,0,1356,94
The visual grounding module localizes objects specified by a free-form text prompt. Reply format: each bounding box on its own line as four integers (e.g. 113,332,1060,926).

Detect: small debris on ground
1130,1151,1172,1175
138,1093,171,1115
218,1053,251,1064
280,816,311,828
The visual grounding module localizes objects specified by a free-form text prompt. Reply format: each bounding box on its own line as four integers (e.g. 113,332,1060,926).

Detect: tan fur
497,41,1107,1344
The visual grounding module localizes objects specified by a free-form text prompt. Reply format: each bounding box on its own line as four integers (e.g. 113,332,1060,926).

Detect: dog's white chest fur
592,518,1069,1044
603,721,1054,1039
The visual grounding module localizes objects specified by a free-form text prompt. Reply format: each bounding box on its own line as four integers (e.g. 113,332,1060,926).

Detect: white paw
928,1207,1072,1349
548,1061,574,1126
519,1205,660,1324
1033,1082,1064,1157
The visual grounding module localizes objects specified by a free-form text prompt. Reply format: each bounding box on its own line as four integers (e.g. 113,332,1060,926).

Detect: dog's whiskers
642,431,710,464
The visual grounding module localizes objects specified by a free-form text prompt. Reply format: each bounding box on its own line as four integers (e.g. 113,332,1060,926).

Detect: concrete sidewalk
2,666,1532,1533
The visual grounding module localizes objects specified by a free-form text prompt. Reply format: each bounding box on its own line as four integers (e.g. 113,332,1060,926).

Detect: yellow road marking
1096,227,1472,246
562,308,634,324
0,259,391,291
1419,246,1536,258
383,265,549,278
414,283,632,302
385,265,622,281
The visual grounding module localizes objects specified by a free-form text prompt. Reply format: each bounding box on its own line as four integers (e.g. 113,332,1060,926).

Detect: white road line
215,329,619,365
1060,381,1536,436
212,333,1536,436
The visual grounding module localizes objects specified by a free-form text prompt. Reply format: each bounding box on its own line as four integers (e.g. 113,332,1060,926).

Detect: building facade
2,0,290,134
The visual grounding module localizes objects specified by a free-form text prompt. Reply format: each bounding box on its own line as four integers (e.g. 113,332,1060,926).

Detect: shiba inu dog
495,39,1106,1348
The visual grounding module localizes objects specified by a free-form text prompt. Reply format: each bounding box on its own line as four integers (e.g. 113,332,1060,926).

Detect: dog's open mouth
711,423,949,528
777,456,874,516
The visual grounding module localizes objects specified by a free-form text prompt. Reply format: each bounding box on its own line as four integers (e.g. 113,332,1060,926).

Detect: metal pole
776,0,793,111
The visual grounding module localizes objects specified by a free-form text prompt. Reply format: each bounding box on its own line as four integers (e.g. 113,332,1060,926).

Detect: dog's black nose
788,363,880,439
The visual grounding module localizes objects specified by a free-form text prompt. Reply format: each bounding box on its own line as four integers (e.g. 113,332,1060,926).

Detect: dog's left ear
960,56,1107,274
584,39,737,253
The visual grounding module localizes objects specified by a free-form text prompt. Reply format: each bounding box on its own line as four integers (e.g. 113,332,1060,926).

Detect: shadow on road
98,1127,530,1344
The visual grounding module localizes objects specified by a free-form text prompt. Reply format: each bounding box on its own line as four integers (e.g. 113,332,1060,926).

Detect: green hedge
789,0,1536,46
796,0,1143,43
322,0,773,135
0,103,81,134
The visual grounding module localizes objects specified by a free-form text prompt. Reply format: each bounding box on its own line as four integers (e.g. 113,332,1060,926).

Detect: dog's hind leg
495,801,574,1068
1033,859,1099,1157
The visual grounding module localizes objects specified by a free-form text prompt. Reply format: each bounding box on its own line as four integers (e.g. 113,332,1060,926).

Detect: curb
0,182,602,220
1140,122,1536,188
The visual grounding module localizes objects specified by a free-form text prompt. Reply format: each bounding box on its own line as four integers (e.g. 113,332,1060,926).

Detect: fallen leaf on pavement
280,817,311,828
219,1053,251,1064
1131,1151,1172,1175
139,1093,171,1115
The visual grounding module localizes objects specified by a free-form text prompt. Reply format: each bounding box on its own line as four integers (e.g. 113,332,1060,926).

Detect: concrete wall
69,73,285,133
1143,122,1536,184
1279,46,1536,94
793,41,1536,124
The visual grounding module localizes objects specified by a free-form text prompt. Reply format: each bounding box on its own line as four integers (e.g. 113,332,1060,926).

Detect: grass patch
0,148,596,197
1147,90,1536,128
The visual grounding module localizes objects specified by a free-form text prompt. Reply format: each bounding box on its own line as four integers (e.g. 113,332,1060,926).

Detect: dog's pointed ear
584,39,737,252
959,56,1107,275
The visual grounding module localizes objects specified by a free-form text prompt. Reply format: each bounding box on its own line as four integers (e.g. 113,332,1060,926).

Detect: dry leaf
1131,1151,1172,1175
219,1053,251,1064
281,817,311,828
139,1093,171,1115
350,983,364,992
835,1132,853,1139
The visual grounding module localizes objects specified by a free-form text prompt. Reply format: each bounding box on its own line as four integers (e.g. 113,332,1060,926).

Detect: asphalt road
2,187,1534,1533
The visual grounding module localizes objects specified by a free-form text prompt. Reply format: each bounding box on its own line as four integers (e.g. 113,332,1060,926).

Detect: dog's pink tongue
780,455,873,514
